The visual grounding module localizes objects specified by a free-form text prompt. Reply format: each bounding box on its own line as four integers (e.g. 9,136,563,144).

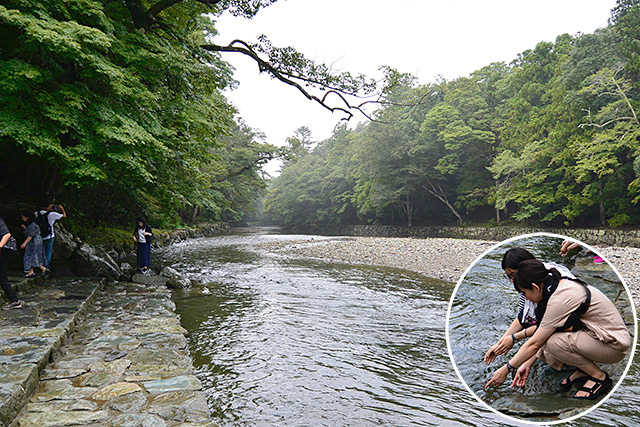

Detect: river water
157,229,639,426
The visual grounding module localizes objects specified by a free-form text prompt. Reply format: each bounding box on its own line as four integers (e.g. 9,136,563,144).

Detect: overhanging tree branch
201,39,379,121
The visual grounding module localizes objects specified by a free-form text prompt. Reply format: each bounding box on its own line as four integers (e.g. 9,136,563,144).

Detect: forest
265,1,640,231
0,0,372,230
2,1,640,234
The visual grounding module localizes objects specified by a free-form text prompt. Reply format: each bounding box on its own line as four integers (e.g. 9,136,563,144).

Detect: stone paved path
0,277,101,427
2,276,214,427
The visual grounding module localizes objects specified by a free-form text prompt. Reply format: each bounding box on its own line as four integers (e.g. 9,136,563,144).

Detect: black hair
513,259,563,323
135,217,147,228
501,247,535,270
20,210,34,224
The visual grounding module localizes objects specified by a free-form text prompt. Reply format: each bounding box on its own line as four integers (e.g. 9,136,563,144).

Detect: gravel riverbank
258,236,640,307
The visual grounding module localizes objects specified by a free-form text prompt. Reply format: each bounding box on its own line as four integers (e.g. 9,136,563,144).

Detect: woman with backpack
19,211,49,278
133,217,153,274
485,259,630,400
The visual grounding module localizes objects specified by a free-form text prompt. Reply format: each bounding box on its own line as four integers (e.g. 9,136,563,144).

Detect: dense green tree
0,0,380,227
267,0,640,231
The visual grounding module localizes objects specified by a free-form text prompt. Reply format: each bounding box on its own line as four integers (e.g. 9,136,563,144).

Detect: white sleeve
48,212,64,225
543,261,575,279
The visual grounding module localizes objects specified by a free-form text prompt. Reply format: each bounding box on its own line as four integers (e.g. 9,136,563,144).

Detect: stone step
7,279,214,427
0,277,103,426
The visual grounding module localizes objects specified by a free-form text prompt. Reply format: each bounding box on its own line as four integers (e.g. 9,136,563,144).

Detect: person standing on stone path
133,217,153,274
0,216,23,310
19,211,50,278
485,259,630,401
36,202,67,269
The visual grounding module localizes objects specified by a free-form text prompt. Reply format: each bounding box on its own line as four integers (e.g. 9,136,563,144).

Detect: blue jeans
43,237,54,269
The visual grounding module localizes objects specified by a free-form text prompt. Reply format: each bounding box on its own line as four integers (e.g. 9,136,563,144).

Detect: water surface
158,230,638,426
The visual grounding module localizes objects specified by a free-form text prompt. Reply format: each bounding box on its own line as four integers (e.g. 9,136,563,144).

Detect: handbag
3,236,17,252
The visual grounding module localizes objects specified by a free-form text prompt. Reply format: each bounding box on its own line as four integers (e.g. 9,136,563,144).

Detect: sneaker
593,256,604,264
141,267,148,274
2,301,23,310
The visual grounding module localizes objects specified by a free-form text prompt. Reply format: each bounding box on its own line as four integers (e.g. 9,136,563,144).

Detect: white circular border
445,232,639,425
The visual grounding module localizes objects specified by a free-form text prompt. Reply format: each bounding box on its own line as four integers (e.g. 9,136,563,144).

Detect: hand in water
484,336,514,365
511,365,530,387
485,365,508,389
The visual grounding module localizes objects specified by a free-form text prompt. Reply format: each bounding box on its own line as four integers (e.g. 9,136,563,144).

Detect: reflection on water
448,235,638,425
158,230,638,426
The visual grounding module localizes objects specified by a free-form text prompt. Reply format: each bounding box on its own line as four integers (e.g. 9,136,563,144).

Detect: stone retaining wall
152,222,230,248
344,225,640,248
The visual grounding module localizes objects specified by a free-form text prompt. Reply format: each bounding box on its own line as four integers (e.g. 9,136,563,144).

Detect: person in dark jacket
133,217,153,274
0,216,23,310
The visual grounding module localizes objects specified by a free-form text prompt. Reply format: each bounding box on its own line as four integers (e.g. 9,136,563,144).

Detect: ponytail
514,260,561,324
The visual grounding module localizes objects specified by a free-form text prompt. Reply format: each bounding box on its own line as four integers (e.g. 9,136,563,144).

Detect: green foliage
267,2,640,230
0,0,278,227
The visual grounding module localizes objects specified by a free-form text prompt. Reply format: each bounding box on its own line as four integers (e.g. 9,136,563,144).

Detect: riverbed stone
492,392,593,418
0,336,52,370
52,356,102,371
88,358,132,376
160,267,181,281
15,409,110,427
76,371,114,387
24,399,98,412
142,375,202,395
111,413,168,427
128,349,192,367
131,272,168,286
0,363,40,426
107,391,149,413
105,350,128,362
146,390,210,422
130,318,187,336
93,382,142,401
31,379,98,402
40,368,86,380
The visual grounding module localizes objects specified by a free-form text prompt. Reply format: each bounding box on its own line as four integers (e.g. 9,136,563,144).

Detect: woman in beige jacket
485,259,631,400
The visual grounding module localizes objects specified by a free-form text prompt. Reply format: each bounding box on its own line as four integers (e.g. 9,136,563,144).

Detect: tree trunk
423,180,463,224
399,195,414,227
598,179,607,226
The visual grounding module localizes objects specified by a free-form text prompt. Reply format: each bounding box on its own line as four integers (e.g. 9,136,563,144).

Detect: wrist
506,362,517,374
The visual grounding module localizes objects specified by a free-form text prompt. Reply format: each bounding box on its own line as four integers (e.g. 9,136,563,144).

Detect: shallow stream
157,229,638,426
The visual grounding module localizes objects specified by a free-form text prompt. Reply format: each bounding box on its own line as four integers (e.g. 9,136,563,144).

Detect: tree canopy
265,1,640,231
0,0,377,227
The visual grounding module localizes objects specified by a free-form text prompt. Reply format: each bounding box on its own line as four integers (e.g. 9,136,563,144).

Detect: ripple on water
161,234,507,426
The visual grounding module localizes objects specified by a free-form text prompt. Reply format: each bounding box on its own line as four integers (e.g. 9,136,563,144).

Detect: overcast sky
214,0,617,174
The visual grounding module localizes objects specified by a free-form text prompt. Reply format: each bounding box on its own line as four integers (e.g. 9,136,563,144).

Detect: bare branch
202,40,378,121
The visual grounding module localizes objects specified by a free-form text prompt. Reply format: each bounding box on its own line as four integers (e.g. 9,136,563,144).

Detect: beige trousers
537,330,627,370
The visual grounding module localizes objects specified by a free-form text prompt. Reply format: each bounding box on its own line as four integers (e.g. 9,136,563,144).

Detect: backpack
35,211,52,238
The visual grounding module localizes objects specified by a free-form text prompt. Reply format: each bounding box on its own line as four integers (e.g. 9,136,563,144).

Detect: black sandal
573,372,612,400
560,368,588,392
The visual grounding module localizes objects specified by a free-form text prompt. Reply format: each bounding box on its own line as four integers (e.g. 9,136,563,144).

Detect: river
157,229,638,426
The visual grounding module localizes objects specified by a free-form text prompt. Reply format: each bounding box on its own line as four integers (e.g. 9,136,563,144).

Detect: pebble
259,236,640,307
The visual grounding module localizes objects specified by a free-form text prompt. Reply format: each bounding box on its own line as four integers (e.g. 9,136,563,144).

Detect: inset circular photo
446,233,637,424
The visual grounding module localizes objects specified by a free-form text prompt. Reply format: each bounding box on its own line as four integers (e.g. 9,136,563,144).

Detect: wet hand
484,345,498,365
511,365,530,387
485,365,508,389
494,336,514,355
